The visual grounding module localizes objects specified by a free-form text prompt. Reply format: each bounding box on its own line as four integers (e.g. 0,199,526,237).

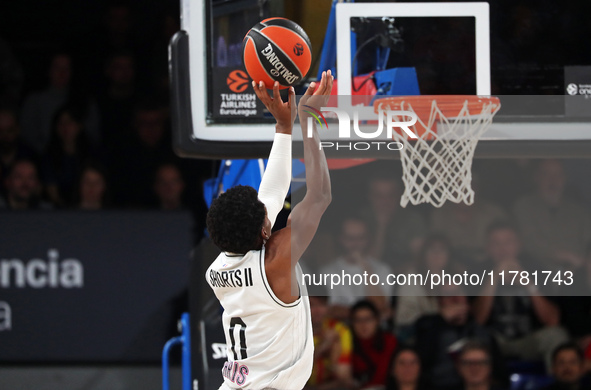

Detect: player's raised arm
290,70,334,265
252,81,296,228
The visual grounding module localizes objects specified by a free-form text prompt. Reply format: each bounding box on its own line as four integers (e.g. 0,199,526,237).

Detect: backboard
170,0,591,159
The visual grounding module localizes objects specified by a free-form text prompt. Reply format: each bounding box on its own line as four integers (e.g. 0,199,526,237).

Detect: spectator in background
320,216,393,323
20,53,101,154
102,3,135,52
306,295,355,390
555,246,591,353
430,178,507,262
513,159,591,270
0,159,51,210
20,52,71,153
83,2,138,87
395,235,463,341
351,300,398,389
75,164,109,210
153,163,185,210
148,10,179,97
415,285,504,390
363,175,425,267
42,106,97,207
456,341,506,390
0,108,37,182
472,221,568,370
472,159,535,211
0,37,24,108
564,159,591,209
97,51,137,149
544,343,590,390
386,347,425,390
111,101,173,207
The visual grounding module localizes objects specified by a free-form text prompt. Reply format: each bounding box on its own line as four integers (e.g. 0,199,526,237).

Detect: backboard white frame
181,0,275,142
336,2,492,97
173,0,591,158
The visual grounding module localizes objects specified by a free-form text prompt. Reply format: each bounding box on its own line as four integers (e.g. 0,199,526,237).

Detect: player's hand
252,80,296,133
298,70,334,115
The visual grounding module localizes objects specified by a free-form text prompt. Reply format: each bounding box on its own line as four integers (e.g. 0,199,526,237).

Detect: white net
376,97,501,208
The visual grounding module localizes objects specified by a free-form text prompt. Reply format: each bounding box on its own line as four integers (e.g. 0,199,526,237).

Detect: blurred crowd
300,159,591,390
0,2,212,240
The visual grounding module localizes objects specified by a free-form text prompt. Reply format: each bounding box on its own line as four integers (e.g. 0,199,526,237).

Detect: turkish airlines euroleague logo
226,70,249,93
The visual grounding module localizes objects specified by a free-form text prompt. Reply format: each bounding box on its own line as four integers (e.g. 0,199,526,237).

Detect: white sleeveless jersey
206,247,313,390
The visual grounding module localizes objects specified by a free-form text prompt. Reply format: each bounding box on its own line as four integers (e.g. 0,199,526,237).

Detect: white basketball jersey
206,247,313,390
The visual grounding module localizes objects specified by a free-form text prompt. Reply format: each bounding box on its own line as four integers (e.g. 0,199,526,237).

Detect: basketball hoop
373,95,501,208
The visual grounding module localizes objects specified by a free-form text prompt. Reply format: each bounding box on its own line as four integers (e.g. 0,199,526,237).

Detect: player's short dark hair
206,185,266,254
551,342,584,364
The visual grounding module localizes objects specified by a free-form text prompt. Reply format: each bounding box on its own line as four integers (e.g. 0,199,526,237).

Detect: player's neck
224,251,245,256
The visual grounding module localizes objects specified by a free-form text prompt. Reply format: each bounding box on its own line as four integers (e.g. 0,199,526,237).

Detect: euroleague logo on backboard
226,70,250,93
567,82,591,95
567,83,578,95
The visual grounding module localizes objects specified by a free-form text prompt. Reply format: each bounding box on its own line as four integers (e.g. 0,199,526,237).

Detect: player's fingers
326,71,334,95
322,70,332,94
313,72,324,95
258,81,272,103
253,81,264,99
324,75,334,96
316,71,327,95
304,82,316,96
252,81,263,100
287,86,295,108
272,81,281,103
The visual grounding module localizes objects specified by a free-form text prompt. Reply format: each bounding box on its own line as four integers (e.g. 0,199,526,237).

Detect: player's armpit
264,227,292,267
263,227,300,304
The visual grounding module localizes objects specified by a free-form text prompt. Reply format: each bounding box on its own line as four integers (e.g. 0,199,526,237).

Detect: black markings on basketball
294,43,304,56
248,28,302,85
260,18,312,51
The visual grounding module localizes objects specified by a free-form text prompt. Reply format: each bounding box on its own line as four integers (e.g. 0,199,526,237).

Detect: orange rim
373,95,500,124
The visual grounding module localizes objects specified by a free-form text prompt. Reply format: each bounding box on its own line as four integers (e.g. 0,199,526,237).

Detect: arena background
1,0,591,389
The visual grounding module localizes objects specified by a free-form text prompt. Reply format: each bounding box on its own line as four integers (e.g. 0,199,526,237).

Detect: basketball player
206,70,334,390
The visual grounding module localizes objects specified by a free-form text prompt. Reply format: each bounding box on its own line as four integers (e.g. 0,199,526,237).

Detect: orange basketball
242,17,312,89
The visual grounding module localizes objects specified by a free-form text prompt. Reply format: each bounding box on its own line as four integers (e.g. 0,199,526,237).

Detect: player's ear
261,226,269,240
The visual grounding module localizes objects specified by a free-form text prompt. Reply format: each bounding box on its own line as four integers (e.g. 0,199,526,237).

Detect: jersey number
229,317,247,360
